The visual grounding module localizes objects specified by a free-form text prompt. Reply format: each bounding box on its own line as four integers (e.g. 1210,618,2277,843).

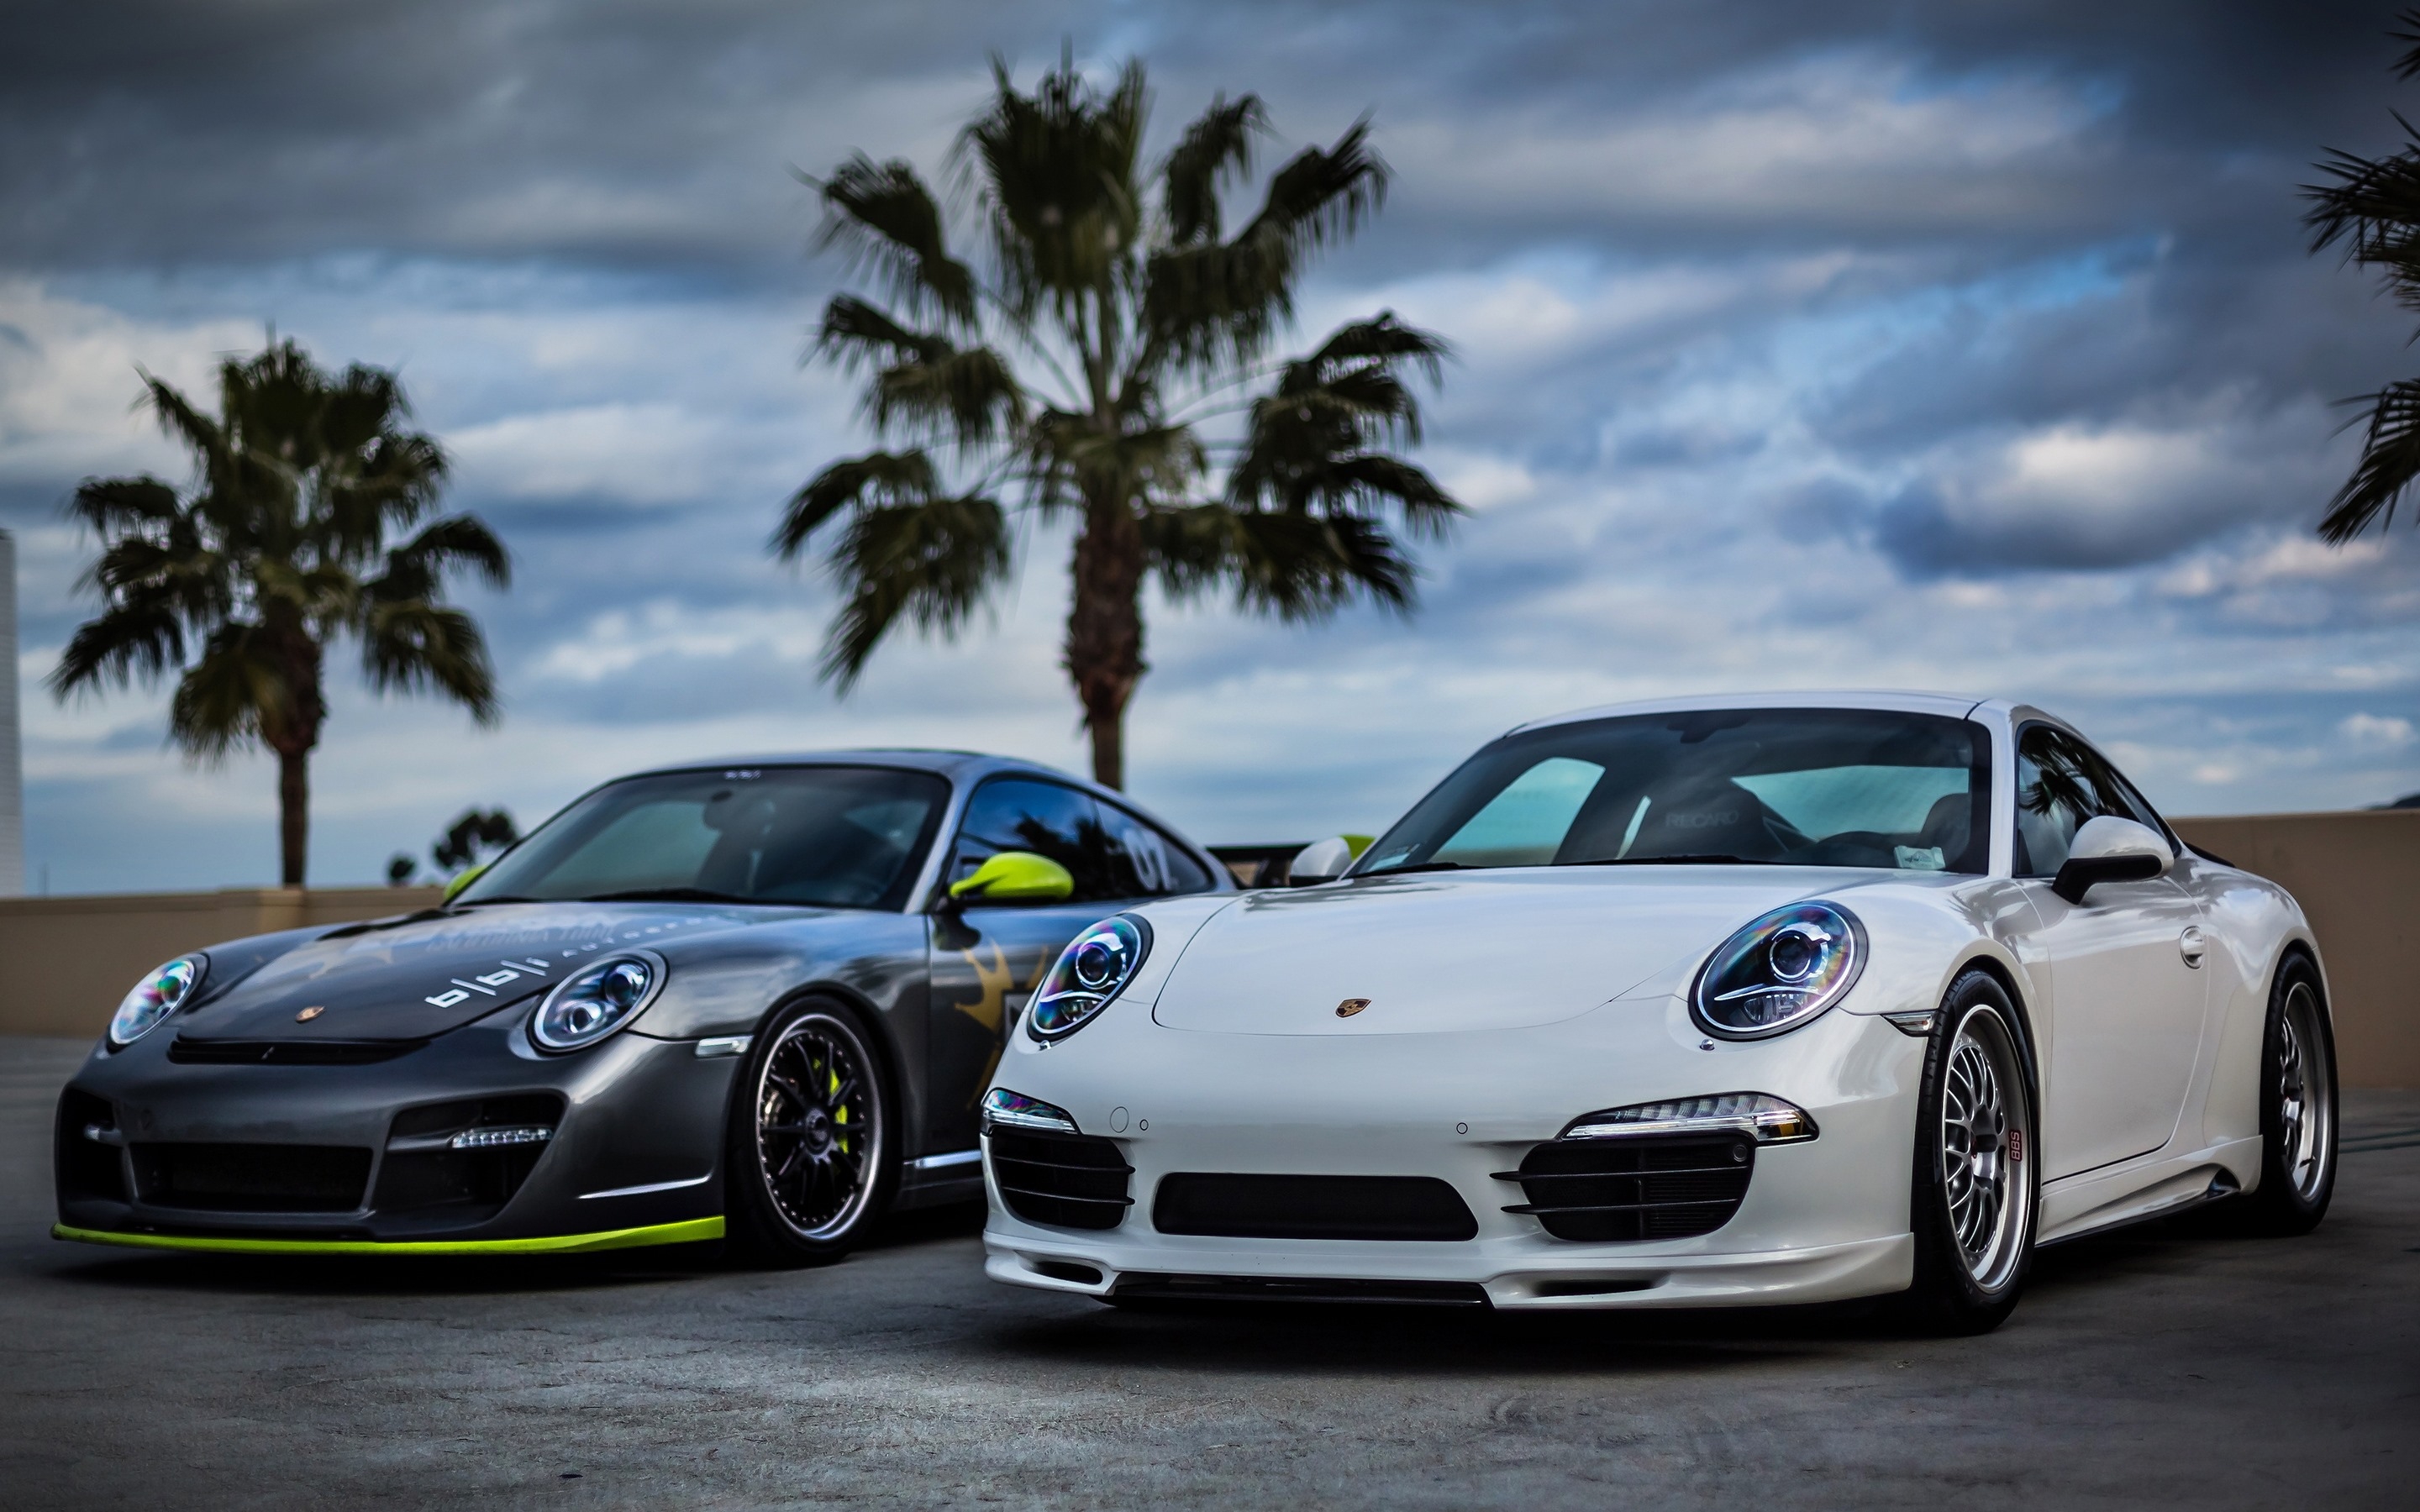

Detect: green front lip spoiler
51,1215,723,1256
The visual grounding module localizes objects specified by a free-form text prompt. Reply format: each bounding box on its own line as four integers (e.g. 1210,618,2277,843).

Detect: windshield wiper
450,895,539,906
1566,853,1756,867
1356,861,1470,877
580,888,762,905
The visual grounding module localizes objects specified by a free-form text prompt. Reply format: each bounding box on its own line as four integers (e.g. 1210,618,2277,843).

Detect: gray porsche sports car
54,751,1230,1263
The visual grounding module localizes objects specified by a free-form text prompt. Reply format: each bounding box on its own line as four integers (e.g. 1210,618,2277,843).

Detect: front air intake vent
1153,1173,1478,1242
130,1143,372,1213
56,1089,127,1204
1499,1131,1754,1242
986,1128,1133,1231
1112,1273,1491,1307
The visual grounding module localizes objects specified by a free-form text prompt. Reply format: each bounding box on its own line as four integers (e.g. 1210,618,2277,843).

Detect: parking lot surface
0,1037,2412,1509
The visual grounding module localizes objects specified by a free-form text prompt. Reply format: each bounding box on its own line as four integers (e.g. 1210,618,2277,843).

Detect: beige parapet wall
2170,811,2419,1089
0,812,2412,1085
0,885,443,1038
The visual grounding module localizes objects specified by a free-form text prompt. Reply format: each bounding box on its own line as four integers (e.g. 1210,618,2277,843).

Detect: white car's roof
1508,690,1992,736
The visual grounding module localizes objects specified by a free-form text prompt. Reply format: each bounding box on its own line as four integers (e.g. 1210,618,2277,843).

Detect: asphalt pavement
0,1035,2412,1509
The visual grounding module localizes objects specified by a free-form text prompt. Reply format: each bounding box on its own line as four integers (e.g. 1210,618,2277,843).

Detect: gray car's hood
176,903,801,1043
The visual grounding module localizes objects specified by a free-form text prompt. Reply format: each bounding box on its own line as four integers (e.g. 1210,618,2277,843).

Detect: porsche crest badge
1335,998,1370,1018
295,1005,325,1022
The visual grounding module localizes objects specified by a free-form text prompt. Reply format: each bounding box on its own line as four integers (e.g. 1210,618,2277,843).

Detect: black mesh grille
1113,1273,1491,1307
168,1037,425,1065
131,1143,373,1213
1153,1173,1478,1242
1500,1132,1754,1242
986,1128,1133,1231
55,1089,126,1204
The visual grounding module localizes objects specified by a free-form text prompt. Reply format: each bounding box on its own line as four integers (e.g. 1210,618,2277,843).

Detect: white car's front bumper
981,996,1925,1310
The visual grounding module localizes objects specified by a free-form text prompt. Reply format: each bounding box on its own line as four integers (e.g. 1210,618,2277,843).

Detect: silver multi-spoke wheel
1939,1005,2033,1292
753,1011,884,1242
2275,981,2333,1205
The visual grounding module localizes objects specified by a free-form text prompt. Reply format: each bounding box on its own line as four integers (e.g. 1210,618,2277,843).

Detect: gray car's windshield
456,766,951,909
1358,707,1993,875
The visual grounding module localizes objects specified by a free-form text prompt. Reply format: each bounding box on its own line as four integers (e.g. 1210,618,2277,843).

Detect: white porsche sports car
976,693,2338,1332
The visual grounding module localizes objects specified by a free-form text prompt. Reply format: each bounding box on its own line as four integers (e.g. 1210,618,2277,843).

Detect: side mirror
1287,834,1370,885
947,851,1076,906
2050,816,2173,905
441,863,489,905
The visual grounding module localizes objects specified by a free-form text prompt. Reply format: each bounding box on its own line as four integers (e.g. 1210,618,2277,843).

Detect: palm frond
1162,92,1265,244
771,450,942,558
871,345,1027,449
166,622,287,760
820,492,1013,687
67,477,181,536
2323,378,2420,541
1140,122,1391,373
360,601,501,723
818,295,954,370
1144,502,1414,620
46,596,188,696
961,55,1145,308
812,155,980,328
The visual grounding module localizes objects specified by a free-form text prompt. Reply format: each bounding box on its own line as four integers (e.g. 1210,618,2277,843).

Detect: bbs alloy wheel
1939,1005,2035,1294
725,1001,895,1266
2231,959,2336,1236
1901,970,2039,1335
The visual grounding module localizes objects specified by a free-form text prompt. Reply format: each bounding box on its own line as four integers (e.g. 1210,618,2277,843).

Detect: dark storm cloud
1,1,2404,274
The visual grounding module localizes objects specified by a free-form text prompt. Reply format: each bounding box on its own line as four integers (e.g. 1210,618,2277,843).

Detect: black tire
2227,955,2337,1236
723,996,899,1268
1897,969,2040,1336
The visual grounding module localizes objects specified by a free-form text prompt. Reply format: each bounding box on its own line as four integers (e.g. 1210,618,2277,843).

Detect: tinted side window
1097,803,1218,897
2014,726,2164,876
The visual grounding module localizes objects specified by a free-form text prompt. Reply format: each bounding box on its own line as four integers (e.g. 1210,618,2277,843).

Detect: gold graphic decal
1335,998,1370,1018
295,1005,325,1022
952,945,1050,1109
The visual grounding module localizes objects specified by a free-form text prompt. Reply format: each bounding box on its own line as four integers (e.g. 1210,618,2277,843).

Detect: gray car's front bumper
54,1011,739,1253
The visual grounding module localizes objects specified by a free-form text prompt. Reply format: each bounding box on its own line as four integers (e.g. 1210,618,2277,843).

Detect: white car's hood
1150,866,1853,1035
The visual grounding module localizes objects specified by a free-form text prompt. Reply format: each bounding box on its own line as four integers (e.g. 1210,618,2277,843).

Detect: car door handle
2178,926,2206,969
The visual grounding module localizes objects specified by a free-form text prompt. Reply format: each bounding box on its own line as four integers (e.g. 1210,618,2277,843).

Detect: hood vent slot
167,1037,427,1066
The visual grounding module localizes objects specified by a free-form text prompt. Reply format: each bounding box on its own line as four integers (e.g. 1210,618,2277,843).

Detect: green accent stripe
50,1216,723,1257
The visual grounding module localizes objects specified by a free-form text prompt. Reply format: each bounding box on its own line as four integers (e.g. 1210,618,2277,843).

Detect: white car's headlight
1691,902,1866,1040
109,955,205,1047
530,952,663,1052
1028,916,1150,1041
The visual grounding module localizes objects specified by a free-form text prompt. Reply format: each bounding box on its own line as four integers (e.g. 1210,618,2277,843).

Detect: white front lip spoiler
985,1230,1914,1310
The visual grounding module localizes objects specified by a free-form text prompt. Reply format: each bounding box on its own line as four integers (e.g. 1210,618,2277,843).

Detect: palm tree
50,339,508,886
776,55,1460,789
2306,9,2420,542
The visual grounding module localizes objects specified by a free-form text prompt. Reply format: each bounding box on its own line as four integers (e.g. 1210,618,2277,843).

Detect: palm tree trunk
277,748,309,887
1065,497,1145,790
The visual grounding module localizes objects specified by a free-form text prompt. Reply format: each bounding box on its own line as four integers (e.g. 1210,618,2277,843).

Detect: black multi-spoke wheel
1901,969,2039,1335
2228,956,2336,1236
723,1000,897,1267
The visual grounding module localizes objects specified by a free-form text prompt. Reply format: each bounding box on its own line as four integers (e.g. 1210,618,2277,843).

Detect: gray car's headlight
1691,902,1866,1040
1028,916,1150,1041
530,952,664,1052
108,955,205,1047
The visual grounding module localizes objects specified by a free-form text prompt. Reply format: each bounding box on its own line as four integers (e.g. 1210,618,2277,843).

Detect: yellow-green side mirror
948,851,1075,905
441,863,489,905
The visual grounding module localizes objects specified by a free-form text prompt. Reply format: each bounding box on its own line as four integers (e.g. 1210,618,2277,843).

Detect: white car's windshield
457,765,951,909
1358,707,1992,875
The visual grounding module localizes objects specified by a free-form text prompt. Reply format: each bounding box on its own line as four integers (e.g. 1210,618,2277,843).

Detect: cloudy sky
7,0,2420,893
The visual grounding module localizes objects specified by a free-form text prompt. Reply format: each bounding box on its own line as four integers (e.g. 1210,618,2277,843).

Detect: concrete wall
0,885,443,1037
2170,811,2419,1090
0,811,2410,1084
